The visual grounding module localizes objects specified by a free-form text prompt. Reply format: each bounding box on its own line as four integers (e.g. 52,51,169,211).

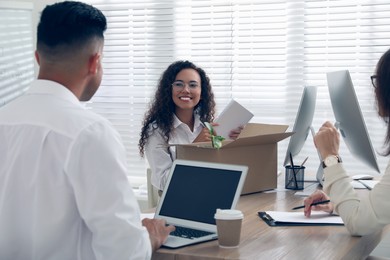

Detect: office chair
146,168,159,208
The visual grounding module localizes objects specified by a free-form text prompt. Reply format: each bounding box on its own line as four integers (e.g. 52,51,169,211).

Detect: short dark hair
37,1,107,54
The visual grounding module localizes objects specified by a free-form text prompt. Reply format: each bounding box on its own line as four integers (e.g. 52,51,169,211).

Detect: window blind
0,2,34,107
85,0,390,185
300,0,389,175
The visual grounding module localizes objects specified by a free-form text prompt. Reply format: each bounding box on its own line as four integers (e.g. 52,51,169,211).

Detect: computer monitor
283,86,317,166
326,70,380,174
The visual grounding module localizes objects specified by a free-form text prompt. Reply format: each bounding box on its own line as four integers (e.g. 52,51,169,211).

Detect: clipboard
258,211,344,226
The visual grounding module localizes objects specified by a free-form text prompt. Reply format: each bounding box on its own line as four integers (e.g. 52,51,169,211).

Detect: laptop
154,159,248,249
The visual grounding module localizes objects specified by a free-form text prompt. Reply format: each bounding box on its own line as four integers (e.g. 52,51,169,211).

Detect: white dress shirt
0,80,151,260
324,162,390,236
145,114,204,190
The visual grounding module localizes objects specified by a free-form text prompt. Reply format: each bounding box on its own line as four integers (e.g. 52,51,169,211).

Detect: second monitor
326,70,380,174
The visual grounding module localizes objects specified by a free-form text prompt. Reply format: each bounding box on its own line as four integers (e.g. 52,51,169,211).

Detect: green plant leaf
212,135,225,149
203,121,225,149
203,121,214,134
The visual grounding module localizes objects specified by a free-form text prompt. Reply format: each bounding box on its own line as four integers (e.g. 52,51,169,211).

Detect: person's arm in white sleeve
308,121,390,236
65,121,151,259
144,129,173,191
324,163,388,236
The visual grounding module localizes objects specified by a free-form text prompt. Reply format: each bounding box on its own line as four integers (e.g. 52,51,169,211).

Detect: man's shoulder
65,107,114,136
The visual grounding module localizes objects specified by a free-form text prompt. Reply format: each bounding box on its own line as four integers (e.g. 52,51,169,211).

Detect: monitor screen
283,86,317,166
326,70,380,173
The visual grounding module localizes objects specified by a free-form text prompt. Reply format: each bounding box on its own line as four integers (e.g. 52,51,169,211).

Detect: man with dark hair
0,1,174,259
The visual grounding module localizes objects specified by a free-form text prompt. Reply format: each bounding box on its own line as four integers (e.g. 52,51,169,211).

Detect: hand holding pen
193,122,219,143
303,190,334,217
292,200,330,210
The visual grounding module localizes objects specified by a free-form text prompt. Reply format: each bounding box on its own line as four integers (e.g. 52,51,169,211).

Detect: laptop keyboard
170,225,214,239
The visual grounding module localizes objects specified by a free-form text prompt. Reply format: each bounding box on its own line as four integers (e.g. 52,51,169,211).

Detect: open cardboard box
175,123,293,195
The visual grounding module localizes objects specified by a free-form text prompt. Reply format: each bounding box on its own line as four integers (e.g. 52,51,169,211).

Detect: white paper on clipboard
214,99,254,140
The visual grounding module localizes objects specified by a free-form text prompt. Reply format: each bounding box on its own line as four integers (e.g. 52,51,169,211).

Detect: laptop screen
158,163,243,225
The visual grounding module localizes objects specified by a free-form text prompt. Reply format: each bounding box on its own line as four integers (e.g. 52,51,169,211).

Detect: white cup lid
214,209,243,220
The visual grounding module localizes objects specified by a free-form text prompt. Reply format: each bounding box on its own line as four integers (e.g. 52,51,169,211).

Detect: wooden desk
152,178,388,260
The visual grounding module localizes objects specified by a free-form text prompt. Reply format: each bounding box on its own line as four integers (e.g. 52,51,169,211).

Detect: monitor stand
310,126,324,185
316,163,324,186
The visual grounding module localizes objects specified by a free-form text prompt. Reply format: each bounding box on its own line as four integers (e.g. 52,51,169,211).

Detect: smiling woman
171,68,202,118
138,60,216,191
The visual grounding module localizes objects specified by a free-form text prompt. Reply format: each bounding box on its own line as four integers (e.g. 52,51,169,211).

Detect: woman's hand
303,190,334,217
314,121,340,159
229,125,244,140
193,122,219,143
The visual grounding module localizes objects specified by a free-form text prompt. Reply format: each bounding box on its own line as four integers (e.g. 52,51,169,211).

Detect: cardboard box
175,123,293,195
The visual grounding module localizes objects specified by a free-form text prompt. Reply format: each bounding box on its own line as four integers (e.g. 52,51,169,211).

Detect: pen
300,156,309,167
291,200,331,210
289,152,298,189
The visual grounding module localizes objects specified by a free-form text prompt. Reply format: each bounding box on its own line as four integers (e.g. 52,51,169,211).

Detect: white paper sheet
265,210,344,224
214,99,254,139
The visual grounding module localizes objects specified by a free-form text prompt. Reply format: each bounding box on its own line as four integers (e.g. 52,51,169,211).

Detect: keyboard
169,225,214,239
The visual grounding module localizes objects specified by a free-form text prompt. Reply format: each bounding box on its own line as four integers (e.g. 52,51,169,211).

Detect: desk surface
152,178,388,260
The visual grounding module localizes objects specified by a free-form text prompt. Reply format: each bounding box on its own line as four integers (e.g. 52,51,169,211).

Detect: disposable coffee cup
214,209,243,248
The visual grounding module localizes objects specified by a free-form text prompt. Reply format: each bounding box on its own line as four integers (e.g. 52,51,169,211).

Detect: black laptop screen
158,164,242,225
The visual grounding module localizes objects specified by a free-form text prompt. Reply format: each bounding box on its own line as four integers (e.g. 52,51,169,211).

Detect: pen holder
285,165,305,190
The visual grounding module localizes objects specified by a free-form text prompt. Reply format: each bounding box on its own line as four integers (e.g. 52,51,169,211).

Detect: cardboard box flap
171,123,292,149
223,132,293,148
238,123,289,138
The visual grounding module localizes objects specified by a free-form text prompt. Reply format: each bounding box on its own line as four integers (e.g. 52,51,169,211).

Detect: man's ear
88,53,100,75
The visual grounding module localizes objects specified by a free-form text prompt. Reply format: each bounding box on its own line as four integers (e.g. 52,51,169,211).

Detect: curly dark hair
374,48,390,156
138,60,216,156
